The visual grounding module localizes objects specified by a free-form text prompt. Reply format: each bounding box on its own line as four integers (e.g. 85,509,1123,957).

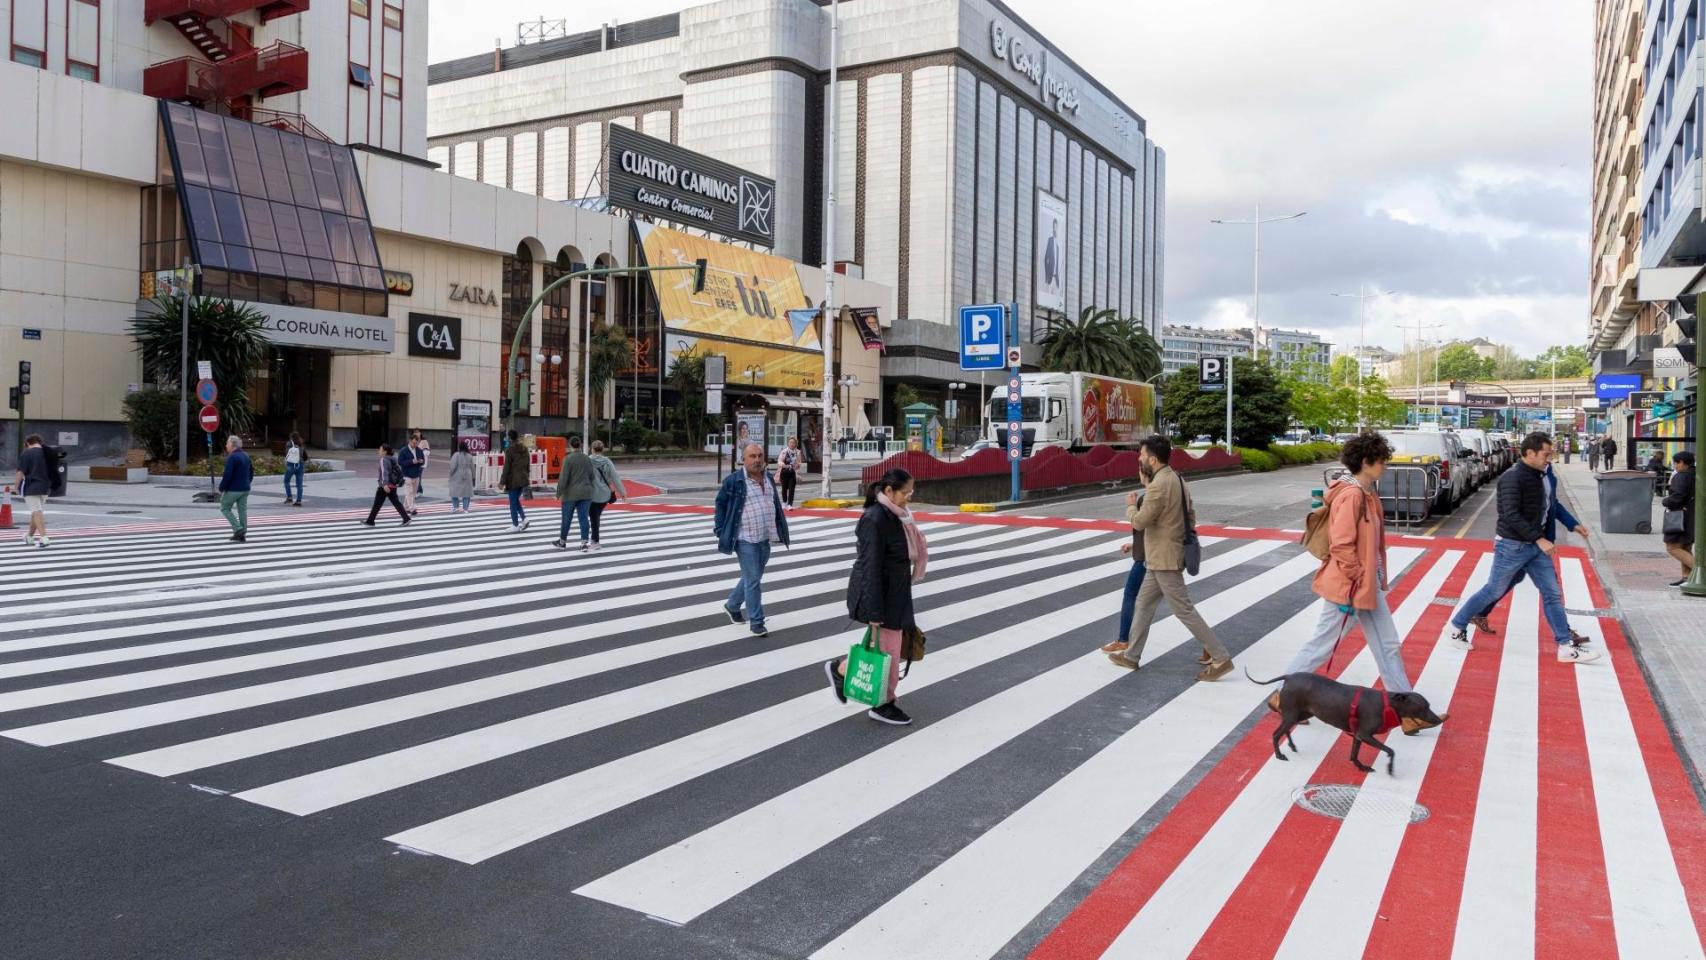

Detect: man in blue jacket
218,435,254,543
714,441,790,637
398,433,425,516
1449,433,1598,662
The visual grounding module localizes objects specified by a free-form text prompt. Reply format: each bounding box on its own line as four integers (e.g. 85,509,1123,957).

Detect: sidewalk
1554,459,1706,788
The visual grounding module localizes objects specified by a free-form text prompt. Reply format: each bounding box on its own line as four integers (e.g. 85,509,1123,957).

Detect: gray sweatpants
1282,594,1414,693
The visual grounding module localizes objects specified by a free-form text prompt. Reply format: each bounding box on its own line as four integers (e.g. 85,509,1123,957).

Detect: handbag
899,625,927,678
1178,476,1202,576
842,628,892,707
1663,508,1688,536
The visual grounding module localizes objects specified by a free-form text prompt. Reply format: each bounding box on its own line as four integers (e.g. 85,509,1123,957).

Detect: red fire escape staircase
143,0,311,108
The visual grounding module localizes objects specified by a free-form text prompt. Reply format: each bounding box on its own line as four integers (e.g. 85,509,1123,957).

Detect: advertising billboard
607,125,776,247
639,223,823,390
1079,374,1156,445
1035,190,1068,313
1594,374,1643,401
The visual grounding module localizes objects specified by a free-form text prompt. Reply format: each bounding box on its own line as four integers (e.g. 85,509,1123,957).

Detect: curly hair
1340,432,1393,473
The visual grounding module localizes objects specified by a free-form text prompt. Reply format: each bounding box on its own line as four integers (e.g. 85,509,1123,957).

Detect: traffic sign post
198,404,221,501
959,304,1007,371
196,379,218,406
1199,356,1232,452
1006,305,1021,503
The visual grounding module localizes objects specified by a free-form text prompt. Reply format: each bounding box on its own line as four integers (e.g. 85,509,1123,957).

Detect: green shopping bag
843,628,891,707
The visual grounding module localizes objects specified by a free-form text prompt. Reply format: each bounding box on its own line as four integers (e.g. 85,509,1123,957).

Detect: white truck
986,372,1157,453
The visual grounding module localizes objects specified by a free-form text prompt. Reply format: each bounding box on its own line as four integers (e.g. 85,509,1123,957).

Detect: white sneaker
37,536,49,549
1450,628,1473,651
1558,645,1601,664
508,523,520,533
21,532,32,547
519,518,530,531
579,541,590,553
589,542,602,551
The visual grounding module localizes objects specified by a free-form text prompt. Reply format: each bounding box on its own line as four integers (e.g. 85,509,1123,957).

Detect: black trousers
590,501,608,542
367,486,407,523
780,468,797,506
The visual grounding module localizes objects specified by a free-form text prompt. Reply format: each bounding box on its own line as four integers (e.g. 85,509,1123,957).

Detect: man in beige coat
1108,435,1232,680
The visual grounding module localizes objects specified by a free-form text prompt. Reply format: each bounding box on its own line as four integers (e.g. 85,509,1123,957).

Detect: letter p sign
959,304,1007,371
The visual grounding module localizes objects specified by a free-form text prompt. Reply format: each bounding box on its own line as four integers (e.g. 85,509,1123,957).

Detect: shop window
68,61,98,81
382,73,401,98
350,64,374,88
11,46,45,69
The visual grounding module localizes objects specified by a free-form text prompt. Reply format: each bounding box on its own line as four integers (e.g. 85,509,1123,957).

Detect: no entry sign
198,404,221,433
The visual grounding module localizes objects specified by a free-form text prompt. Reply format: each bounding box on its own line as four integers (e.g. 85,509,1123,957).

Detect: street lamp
1211,205,1307,363
176,258,202,472
835,374,859,465
745,365,766,387
1330,288,1394,427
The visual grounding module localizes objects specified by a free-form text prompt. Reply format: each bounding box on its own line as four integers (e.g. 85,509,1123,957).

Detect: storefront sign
448,283,497,306
1653,346,1688,377
607,125,776,247
408,313,462,359
991,21,1081,115
1034,190,1068,313
245,302,394,353
384,270,414,296
1626,390,1667,412
453,399,492,453
1594,373,1643,401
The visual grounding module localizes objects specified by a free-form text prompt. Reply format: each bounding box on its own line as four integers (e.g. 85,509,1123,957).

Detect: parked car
1384,428,1470,513
1456,428,1500,482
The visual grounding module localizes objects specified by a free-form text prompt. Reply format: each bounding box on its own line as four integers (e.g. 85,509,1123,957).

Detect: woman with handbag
825,467,928,726
447,440,476,513
587,439,627,550
1662,451,1696,586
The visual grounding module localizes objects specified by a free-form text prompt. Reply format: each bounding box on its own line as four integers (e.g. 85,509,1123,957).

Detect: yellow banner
666,333,823,392
638,223,820,351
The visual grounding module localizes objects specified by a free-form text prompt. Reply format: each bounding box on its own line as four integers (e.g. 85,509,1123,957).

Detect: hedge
1235,442,1341,473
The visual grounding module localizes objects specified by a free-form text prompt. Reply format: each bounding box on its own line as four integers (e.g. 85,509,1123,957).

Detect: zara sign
407,313,462,360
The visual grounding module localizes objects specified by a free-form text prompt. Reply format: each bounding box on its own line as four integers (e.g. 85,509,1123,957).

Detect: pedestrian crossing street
4,506,1704,959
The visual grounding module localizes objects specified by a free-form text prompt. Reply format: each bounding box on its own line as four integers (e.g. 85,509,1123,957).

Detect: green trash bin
1596,470,1656,534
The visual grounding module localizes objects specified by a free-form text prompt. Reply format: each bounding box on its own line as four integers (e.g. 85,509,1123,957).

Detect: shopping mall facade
0,0,889,461
427,0,1166,431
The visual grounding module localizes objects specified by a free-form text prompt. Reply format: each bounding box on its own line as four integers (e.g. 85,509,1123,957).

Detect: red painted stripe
1578,564,1706,948
1026,548,1456,959
1362,553,1509,960
1533,571,1618,956
1185,548,1478,959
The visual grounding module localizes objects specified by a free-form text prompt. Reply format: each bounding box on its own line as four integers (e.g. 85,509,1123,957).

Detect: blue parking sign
959,304,1006,371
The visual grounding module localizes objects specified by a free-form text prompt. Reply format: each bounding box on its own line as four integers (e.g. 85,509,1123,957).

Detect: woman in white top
282,432,305,506
776,436,802,508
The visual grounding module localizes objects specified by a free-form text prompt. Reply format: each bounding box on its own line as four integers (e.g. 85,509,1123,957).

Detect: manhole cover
1293,783,1429,825
1428,597,1461,607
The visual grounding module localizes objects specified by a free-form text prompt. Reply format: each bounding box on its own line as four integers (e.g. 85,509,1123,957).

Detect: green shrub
642,429,672,451
122,387,180,461
669,428,690,449
613,418,647,454
1236,447,1279,472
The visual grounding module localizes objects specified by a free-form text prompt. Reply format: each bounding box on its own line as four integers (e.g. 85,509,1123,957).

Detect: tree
1162,358,1292,447
892,381,920,413
1121,320,1164,382
1358,376,1408,427
1436,343,1489,382
665,343,708,442
1329,354,1362,387
1285,362,1360,434
1533,344,1591,379
1038,307,1138,378
121,387,181,461
130,295,269,442
578,320,629,427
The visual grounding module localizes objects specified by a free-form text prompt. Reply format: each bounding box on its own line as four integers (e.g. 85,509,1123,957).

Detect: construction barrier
474,451,550,493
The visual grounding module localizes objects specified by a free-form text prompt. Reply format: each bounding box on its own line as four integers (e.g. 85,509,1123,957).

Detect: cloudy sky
430,0,1592,357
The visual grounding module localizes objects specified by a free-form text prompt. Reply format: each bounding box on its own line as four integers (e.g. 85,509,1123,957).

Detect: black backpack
386,457,404,487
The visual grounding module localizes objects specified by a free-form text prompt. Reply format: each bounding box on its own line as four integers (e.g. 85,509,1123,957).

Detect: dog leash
1324,581,1358,674
1347,689,1402,736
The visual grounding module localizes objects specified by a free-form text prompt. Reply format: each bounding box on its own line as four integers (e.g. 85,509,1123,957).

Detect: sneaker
1557,645,1602,664
1196,651,1213,665
293,500,303,507
283,497,294,505
36,536,49,549
1106,652,1140,670
1671,578,1687,587
1469,614,1497,636
1196,658,1233,682
518,518,530,532
589,542,602,551
22,532,33,547
750,623,769,638
361,520,376,527
824,660,847,704
400,517,412,527
552,538,568,549
867,702,912,726
1450,628,1473,651
579,541,590,553
724,605,745,624
1568,630,1591,646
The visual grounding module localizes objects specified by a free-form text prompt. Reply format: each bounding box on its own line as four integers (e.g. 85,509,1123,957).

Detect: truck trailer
987,372,1157,453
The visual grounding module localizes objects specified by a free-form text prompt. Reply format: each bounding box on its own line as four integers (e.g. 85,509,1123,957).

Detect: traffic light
7,387,17,411
1677,314,1697,365
692,258,708,294
17,360,30,396
499,397,512,420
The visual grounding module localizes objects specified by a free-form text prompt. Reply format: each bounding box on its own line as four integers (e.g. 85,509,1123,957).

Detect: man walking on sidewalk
1600,435,1618,472
1589,436,1601,472
1449,432,1600,663
1108,435,1232,680
218,435,253,542
713,441,790,638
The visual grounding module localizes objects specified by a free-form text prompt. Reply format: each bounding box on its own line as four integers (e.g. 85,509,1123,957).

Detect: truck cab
987,374,1072,453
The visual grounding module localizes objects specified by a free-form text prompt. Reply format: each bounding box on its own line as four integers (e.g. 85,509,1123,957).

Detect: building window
11,46,45,69
350,0,369,15
382,73,401,98
382,3,402,29
349,63,373,88
67,60,98,81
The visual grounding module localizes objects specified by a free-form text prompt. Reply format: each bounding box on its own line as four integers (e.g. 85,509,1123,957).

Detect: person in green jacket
554,435,597,551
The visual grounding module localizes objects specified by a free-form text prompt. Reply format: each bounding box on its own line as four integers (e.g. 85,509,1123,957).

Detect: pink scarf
877,491,928,583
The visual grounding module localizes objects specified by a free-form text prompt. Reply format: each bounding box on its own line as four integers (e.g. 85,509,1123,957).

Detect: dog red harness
1348,690,1400,735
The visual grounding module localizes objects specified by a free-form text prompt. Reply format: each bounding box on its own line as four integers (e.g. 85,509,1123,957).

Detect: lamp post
1211,205,1307,363
176,259,202,472
1330,287,1394,427
947,381,967,456
819,0,841,500
836,373,859,473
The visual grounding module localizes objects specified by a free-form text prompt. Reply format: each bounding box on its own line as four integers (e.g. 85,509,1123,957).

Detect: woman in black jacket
1662,451,1696,586
825,467,928,726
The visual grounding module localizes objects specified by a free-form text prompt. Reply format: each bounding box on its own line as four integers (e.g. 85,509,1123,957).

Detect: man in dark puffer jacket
1448,432,1600,664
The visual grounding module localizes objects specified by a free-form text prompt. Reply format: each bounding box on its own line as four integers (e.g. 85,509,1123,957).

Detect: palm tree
130,295,269,437
579,320,630,430
665,343,707,442
1038,306,1139,378
1122,320,1164,382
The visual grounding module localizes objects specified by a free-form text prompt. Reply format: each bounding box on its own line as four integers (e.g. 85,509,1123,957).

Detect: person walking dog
363,442,411,526
1274,432,1443,735
776,437,802,508
825,467,926,726
1108,435,1231,680
713,441,790,637
282,431,306,506
588,439,627,549
1449,432,1600,664
218,436,253,542
501,430,531,532
554,436,596,551
447,440,476,513
1662,450,1696,587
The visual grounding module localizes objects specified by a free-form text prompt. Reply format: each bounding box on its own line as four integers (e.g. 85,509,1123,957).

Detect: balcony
142,56,217,102
143,41,308,105
144,0,305,23
254,0,309,22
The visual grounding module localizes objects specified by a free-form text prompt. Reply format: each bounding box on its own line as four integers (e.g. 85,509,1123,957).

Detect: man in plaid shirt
713,441,791,637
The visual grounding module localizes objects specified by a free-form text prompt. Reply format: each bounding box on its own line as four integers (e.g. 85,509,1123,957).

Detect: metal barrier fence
1378,463,1438,527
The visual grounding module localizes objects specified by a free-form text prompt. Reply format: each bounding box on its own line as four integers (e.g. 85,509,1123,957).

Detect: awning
760,395,825,411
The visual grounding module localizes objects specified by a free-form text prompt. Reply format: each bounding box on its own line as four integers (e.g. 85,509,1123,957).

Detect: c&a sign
407,313,462,360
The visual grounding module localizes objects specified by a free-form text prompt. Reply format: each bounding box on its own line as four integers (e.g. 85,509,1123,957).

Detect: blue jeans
451,497,471,511
559,499,590,542
283,462,304,501
508,488,526,525
726,539,772,629
1116,560,1148,644
1452,539,1573,644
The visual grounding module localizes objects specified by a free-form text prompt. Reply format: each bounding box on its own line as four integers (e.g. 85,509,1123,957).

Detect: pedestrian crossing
3,506,1703,960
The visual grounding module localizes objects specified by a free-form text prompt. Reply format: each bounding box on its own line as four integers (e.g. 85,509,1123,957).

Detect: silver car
1384,429,1471,513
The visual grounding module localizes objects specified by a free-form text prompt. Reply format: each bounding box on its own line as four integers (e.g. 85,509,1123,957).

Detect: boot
1401,713,1448,736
